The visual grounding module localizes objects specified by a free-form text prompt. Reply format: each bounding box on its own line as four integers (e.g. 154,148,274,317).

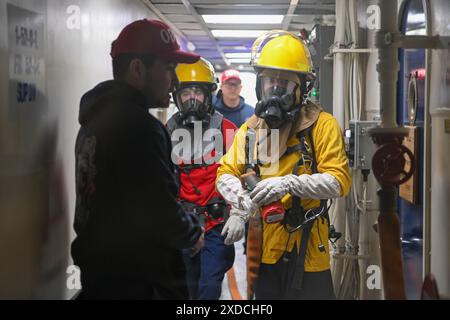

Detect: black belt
179,198,228,221
180,201,206,215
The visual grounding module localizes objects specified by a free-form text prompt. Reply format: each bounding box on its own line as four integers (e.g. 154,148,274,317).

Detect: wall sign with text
8,4,46,116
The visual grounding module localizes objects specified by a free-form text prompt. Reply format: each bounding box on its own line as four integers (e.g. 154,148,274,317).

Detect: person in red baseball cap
71,19,203,300
221,69,242,84
110,19,199,63
110,19,200,109
214,69,254,130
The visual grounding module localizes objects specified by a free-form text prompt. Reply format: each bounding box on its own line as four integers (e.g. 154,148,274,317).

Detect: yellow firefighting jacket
217,111,351,272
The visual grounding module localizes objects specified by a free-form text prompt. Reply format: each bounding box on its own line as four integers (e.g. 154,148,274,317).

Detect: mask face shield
176,86,206,111
255,70,302,129
258,69,300,100
175,85,211,126
260,76,298,102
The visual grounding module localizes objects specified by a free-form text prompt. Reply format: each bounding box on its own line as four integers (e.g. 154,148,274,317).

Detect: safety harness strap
287,125,331,293
291,222,313,291
288,126,331,229
170,113,224,195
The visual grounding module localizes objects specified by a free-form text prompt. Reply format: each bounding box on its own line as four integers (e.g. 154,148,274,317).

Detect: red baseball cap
111,19,200,64
221,69,242,84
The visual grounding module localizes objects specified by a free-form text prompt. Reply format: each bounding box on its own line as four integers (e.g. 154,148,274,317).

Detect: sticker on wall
7,4,46,117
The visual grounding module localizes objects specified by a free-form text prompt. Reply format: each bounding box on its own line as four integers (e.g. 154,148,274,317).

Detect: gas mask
175,85,212,127
255,71,303,130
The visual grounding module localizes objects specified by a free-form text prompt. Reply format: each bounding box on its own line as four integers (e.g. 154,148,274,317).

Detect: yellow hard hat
176,57,217,87
251,30,315,80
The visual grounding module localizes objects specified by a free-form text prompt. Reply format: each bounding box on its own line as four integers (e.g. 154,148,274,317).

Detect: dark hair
112,53,157,80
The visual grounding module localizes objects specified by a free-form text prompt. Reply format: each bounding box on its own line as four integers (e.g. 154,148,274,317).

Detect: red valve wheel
372,143,415,186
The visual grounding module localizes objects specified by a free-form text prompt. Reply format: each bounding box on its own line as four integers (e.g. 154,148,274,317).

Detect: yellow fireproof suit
216,111,352,272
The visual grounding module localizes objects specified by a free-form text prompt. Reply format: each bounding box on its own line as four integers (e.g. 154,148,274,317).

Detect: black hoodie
71,80,202,299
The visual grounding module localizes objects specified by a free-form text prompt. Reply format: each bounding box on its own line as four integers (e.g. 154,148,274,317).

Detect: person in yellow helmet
216,31,351,300
166,58,238,300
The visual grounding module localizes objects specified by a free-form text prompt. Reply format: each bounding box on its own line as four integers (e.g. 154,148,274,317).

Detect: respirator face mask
255,71,301,130
175,85,211,127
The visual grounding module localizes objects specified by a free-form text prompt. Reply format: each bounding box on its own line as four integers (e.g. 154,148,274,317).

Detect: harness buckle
283,204,327,234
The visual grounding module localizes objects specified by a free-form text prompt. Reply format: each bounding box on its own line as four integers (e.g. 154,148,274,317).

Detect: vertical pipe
428,4,450,295
376,0,400,129
429,109,450,296
331,0,347,294
374,0,408,300
425,0,450,297
363,2,383,298
422,0,432,281
333,0,347,127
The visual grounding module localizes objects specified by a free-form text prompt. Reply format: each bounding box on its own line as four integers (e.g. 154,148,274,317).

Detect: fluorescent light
230,46,248,50
225,52,252,59
212,30,266,38
228,58,251,64
187,42,196,52
203,15,283,24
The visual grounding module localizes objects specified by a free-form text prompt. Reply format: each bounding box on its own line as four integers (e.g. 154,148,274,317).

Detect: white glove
250,173,342,207
217,174,259,216
221,212,246,246
239,191,259,216
250,176,290,207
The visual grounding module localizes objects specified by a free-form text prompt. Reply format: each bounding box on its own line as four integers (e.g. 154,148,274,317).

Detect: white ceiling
143,0,336,71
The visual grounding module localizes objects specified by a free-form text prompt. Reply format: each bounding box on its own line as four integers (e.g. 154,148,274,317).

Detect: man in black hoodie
71,19,203,300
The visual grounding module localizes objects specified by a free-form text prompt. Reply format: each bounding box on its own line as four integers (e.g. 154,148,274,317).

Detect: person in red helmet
71,19,203,300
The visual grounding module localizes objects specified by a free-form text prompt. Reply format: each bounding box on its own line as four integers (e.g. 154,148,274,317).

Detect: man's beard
143,75,170,109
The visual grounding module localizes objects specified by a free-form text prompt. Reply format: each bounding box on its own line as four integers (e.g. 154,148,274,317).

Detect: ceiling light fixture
187,42,196,52
212,30,266,38
228,58,252,64
203,15,283,24
225,52,252,59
